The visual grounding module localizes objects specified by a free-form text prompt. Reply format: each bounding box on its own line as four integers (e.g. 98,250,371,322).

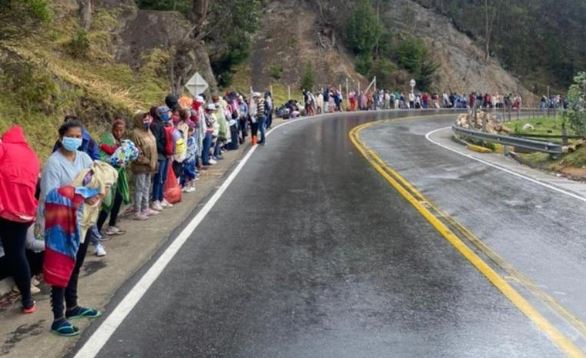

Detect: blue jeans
152,158,168,202
202,132,212,165
257,115,266,143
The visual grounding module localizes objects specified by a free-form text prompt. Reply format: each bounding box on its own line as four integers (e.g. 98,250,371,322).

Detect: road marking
72,112,469,357
73,116,311,358
425,126,586,203
350,122,585,358
362,124,586,340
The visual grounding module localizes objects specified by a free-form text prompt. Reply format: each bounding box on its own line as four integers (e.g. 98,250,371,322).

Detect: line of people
299,88,528,114
0,90,273,336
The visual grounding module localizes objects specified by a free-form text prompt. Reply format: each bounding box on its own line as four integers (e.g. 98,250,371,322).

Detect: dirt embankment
244,0,533,101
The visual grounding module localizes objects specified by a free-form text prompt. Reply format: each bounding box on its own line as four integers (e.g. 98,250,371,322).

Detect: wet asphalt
90,113,563,357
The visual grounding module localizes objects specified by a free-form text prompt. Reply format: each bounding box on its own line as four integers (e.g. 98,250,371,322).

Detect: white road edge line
75,110,442,357
74,116,308,358
425,126,586,203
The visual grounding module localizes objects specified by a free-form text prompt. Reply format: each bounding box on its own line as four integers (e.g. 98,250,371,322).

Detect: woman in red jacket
0,125,41,314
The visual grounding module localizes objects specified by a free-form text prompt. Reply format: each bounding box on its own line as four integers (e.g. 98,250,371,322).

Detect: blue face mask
62,136,82,152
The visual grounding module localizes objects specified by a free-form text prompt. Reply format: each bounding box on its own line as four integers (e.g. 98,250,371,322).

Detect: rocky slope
0,0,215,157
241,0,533,101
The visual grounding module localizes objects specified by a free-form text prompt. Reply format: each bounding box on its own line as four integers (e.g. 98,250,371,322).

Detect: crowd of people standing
300,87,530,114
0,90,273,336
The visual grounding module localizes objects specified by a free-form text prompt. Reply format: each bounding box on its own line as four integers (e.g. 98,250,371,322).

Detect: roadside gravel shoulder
0,119,283,358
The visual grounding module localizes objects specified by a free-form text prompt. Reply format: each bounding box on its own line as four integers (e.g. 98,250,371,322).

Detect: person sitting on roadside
0,125,41,314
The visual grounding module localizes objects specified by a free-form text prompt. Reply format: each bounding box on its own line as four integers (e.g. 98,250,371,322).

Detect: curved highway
72,112,584,357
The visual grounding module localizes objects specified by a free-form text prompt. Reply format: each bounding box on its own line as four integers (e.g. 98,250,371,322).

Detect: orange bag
163,164,182,204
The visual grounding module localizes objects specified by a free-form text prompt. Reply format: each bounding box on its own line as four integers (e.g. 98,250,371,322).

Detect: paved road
78,113,564,357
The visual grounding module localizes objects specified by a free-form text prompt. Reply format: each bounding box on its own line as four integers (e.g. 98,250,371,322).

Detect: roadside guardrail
452,125,563,155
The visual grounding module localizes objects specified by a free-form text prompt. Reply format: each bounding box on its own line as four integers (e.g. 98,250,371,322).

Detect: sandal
66,306,103,320
51,319,80,337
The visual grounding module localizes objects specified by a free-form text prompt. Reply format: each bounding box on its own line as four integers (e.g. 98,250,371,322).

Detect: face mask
143,121,151,130
62,137,82,152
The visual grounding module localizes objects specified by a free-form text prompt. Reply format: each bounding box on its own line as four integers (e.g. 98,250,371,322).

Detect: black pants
0,218,33,307
251,122,259,137
266,112,273,129
51,235,90,320
239,117,248,140
97,188,123,232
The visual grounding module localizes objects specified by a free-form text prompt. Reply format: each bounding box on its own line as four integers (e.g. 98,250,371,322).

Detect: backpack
174,130,187,163
163,125,175,156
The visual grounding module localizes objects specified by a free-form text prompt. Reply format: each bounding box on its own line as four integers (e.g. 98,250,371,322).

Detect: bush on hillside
65,30,91,59
345,0,382,55
564,72,586,136
299,63,315,91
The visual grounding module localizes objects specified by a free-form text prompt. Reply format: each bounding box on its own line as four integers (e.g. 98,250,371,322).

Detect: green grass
0,7,170,159
507,115,574,137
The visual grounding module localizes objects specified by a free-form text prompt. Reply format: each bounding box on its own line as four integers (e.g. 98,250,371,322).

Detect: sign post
410,79,416,95
185,72,209,97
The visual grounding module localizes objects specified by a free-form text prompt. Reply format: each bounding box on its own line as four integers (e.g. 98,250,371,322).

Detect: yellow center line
349,120,585,358
360,118,586,339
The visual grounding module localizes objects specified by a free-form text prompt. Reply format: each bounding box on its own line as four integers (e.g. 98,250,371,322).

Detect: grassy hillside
0,3,171,159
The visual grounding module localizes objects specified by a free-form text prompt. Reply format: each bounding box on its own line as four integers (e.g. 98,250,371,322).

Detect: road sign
185,72,209,97
410,79,416,88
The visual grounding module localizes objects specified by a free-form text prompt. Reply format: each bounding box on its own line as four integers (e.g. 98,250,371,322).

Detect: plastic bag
164,164,182,204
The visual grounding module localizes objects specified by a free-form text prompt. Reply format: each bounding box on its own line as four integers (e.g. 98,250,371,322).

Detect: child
182,126,197,193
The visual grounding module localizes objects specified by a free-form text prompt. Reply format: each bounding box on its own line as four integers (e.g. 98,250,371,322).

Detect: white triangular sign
185,72,209,97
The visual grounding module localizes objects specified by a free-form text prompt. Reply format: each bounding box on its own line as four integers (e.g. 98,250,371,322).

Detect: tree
300,64,316,91
392,35,438,91
345,0,382,55
204,0,261,87
564,72,586,136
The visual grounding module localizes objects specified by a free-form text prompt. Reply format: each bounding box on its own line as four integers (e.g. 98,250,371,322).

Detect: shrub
66,30,91,59
299,63,315,91
270,64,284,81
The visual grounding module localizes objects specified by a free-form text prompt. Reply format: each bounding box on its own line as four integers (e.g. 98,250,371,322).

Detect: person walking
0,125,41,314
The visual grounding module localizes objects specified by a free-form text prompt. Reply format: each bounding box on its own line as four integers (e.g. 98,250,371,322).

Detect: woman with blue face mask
39,119,102,336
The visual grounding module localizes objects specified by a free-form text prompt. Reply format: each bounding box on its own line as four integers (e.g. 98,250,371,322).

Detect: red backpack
163,125,175,156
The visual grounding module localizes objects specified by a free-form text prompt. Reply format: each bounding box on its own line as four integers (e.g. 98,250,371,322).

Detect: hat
165,95,179,111
253,92,261,98
206,104,216,111
196,96,205,104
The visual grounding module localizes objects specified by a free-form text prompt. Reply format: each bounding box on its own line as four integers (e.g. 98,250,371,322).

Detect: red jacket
0,126,41,223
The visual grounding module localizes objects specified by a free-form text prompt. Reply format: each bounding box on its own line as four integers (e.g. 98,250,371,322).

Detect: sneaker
104,226,124,236
187,187,196,193
151,201,163,211
143,208,160,216
161,199,174,208
182,187,189,193
95,243,107,257
209,159,217,165
133,212,149,221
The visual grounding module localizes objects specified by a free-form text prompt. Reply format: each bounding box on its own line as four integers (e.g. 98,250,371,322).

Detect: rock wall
384,0,533,100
